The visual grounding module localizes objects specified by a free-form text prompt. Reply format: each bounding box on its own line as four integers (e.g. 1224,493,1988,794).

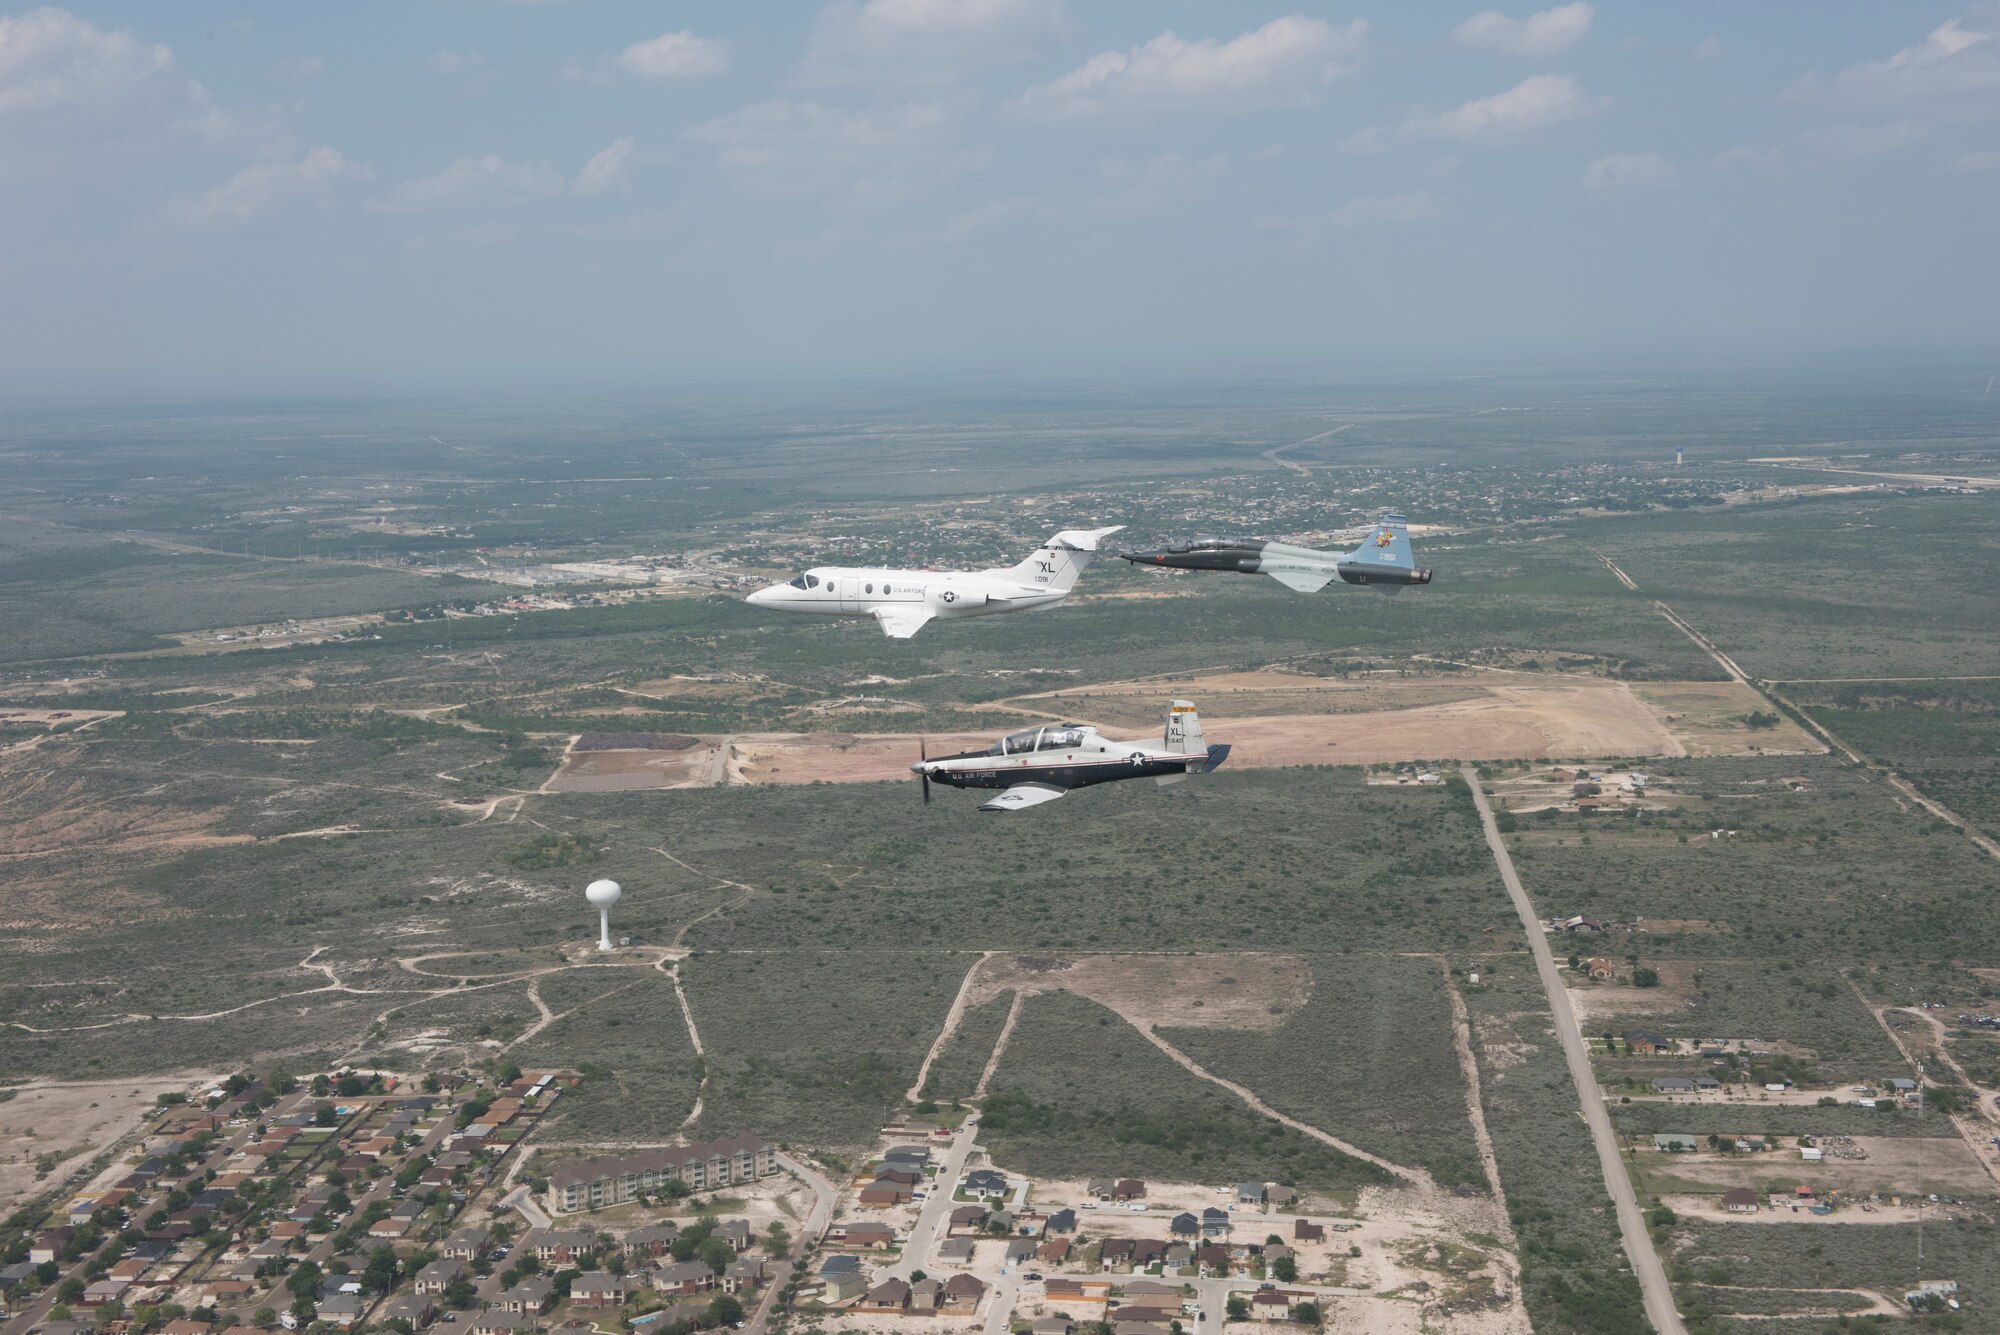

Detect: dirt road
1463,766,1686,1335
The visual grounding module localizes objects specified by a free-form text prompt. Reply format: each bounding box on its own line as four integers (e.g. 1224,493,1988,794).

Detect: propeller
919,735,930,806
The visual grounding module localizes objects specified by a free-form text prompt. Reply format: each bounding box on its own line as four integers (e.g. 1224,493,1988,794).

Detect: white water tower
585,879,622,952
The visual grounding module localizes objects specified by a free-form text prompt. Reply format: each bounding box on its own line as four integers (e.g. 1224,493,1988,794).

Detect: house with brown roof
1249,1291,1294,1319
652,1261,716,1297
946,1205,989,1235
859,1182,912,1208
1585,958,1614,980
943,1274,987,1308
1038,1237,1072,1264
569,1273,628,1310
1720,1188,1758,1214
470,1311,542,1335
1292,1219,1324,1244
831,1221,895,1249
860,1278,912,1312
1112,1179,1146,1201
1196,1245,1230,1274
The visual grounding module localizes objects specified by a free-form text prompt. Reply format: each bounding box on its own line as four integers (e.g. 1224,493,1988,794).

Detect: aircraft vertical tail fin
1163,700,1206,756
1337,511,1432,594
1003,526,1125,593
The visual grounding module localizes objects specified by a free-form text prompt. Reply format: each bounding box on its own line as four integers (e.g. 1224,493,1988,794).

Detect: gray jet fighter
1120,511,1432,594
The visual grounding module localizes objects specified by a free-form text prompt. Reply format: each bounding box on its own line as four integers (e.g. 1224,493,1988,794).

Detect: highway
1462,767,1685,1335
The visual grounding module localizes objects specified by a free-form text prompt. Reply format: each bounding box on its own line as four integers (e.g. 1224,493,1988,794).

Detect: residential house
860,1278,912,1312
544,1136,777,1215
1624,1031,1669,1055
1005,1238,1038,1265
568,1273,628,1310
1200,1208,1230,1237
1559,915,1603,934
530,1230,595,1266
1652,1078,1695,1094
80,1280,130,1308
821,1270,869,1303
943,1274,987,1308
859,1182,912,1208
1170,1213,1199,1238
1086,1179,1117,1201
1113,1179,1146,1202
498,1278,554,1316
1695,1077,1722,1092
470,1311,541,1335
414,1259,468,1297
443,1226,490,1262
715,1219,753,1253
873,1167,922,1188
947,1205,989,1235
624,1224,681,1259
1235,1183,1266,1206
818,1256,861,1284
1248,1290,1293,1320
1293,1220,1325,1244
1164,1245,1193,1270
832,1220,895,1250
652,1261,717,1297
882,1146,931,1170
1037,1237,1073,1265
1196,1245,1230,1275
317,1294,366,1328
379,1295,437,1330
1100,1239,1138,1270
722,1257,766,1295
1266,1187,1298,1209
964,1169,1009,1199
911,1278,945,1312
1585,958,1614,980
1720,1188,1758,1214
938,1239,977,1264
1045,1208,1078,1234
1034,1320,1074,1335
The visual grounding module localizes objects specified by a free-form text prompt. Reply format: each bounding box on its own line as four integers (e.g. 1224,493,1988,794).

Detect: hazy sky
3,2,1997,389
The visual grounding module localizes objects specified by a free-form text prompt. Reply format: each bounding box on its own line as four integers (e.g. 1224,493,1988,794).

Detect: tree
364,1247,399,1294
1632,967,1660,988
1289,1302,1322,1327
58,1277,85,1303
291,1295,317,1326
706,1295,744,1327
444,1277,477,1310
1271,1255,1298,1283
288,1261,324,1302
253,1308,278,1329
1225,1297,1249,1322
763,1223,790,1255
314,1104,339,1128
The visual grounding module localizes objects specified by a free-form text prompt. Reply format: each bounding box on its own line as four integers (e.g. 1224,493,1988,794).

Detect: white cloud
1451,4,1593,57
1799,120,1929,156
174,146,369,225
275,55,326,80
1017,15,1365,120
383,153,566,211
1582,151,1674,192
1406,73,1608,140
613,30,729,80
1337,125,1386,155
1833,18,1999,98
936,195,1035,240
685,100,975,209
1693,35,1724,61
803,0,1065,86
574,137,635,196
0,6,229,163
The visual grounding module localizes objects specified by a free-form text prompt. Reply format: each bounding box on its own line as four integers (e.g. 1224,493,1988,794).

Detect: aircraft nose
745,585,777,607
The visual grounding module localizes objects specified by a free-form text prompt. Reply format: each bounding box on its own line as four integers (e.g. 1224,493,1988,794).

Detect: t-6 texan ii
911,701,1230,812
1120,512,1433,594
744,526,1124,638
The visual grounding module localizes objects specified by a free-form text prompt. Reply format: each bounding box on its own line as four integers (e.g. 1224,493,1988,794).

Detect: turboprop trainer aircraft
744,526,1123,638
1120,511,1432,594
911,701,1230,812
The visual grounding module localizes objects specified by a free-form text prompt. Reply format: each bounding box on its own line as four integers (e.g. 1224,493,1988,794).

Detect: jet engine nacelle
926,586,988,612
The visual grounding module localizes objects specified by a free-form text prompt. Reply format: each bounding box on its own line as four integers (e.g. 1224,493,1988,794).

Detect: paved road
501,1184,551,1231
741,1153,838,1335
1462,767,1685,1335
979,1272,1019,1335
882,1118,979,1280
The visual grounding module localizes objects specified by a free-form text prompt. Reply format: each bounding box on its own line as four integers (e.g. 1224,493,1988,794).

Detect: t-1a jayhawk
1120,511,1432,593
744,526,1124,638
911,701,1230,812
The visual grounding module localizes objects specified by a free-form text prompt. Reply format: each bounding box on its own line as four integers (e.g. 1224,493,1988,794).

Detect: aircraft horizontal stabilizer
978,782,1067,812
1266,567,1336,593
1049,525,1124,552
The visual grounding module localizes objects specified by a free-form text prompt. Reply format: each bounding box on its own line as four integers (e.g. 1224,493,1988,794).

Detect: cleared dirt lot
1637,1136,1992,1200
545,674,1817,792
960,953,1312,1032
0,1074,208,1214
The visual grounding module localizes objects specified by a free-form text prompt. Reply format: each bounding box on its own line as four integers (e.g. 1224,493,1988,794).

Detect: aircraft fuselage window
865,583,874,594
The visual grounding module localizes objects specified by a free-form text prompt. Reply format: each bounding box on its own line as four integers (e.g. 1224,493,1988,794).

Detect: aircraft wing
1265,567,1336,593
871,606,935,639
978,782,1067,813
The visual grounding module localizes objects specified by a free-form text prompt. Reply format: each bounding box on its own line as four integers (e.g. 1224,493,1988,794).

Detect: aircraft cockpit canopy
1167,537,1252,554
787,573,822,589
989,724,1093,755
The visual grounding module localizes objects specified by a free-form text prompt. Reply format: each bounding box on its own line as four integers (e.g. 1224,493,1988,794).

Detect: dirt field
1631,682,1824,756
959,953,1312,1032
0,1074,211,1214
1636,1136,1991,1200
542,673,1818,793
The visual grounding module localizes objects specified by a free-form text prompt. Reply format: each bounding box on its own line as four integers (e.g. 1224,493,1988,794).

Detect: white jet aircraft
743,526,1123,639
